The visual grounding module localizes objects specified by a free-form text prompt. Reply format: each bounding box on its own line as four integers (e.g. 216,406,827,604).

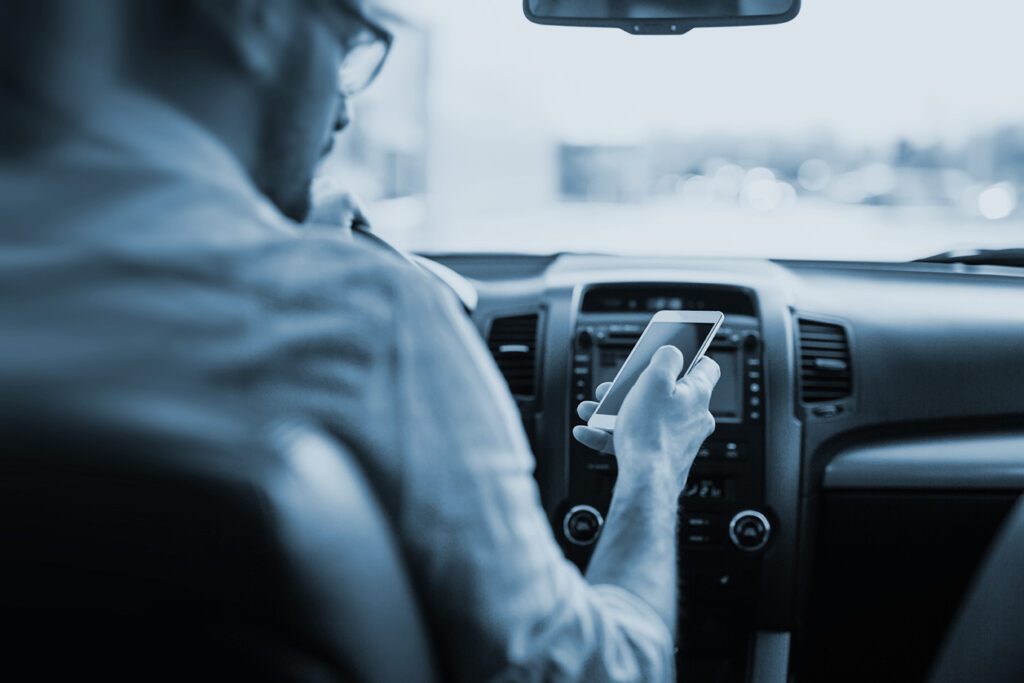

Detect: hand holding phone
587,311,723,432
574,312,722,487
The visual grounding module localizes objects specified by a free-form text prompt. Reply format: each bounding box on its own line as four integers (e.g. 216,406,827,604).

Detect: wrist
615,454,686,499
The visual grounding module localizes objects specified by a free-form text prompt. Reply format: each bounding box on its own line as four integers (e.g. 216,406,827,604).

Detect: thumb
637,345,685,394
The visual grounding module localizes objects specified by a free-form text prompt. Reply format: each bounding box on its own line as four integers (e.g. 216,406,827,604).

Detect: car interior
435,251,1024,683
4,1,1023,682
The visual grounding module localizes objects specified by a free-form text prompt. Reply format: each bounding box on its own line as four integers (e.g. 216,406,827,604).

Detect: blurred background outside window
316,0,1024,260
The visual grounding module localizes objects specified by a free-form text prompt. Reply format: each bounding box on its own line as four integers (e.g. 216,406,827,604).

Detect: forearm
585,459,686,635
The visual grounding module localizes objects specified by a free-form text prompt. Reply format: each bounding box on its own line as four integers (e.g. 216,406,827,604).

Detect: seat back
0,410,438,682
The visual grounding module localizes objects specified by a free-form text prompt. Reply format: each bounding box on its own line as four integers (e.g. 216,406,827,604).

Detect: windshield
316,0,1024,261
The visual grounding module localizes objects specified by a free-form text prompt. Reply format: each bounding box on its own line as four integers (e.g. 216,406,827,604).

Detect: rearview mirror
524,0,800,35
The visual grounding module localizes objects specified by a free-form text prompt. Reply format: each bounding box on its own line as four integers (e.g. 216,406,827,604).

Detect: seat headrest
0,406,438,683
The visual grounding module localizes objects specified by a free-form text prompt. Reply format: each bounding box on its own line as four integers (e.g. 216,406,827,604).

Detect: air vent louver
798,319,852,404
487,315,539,396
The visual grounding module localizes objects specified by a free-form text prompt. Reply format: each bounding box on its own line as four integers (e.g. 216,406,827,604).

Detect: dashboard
428,252,1024,683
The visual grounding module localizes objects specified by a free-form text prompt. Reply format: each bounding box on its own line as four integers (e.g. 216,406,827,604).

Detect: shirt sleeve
383,265,675,683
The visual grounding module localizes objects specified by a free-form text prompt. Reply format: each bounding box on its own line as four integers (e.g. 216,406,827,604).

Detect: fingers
577,400,599,421
683,356,721,397
573,425,614,454
577,382,614,421
692,355,722,383
703,411,717,439
636,345,685,394
576,381,615,421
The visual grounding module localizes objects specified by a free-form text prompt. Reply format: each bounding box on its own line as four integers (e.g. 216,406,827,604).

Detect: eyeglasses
312,1,394,97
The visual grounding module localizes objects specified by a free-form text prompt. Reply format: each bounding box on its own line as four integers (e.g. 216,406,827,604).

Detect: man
0,1,720,680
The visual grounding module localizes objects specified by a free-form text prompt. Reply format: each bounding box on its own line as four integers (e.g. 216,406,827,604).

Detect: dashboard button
684,513,718,529
684,477,726,500
682,514,722,546
563,505,604,546
684,533,715,546
729,510,771,552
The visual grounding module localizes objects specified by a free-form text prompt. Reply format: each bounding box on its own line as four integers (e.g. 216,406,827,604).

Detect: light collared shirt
0,86,673,682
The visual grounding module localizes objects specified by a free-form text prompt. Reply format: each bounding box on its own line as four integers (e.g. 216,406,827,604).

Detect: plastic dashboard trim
824,433,1024,490
542,263,803,629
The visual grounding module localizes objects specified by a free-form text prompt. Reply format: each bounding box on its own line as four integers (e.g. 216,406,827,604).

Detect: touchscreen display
595,322,717,416
707,351,739,420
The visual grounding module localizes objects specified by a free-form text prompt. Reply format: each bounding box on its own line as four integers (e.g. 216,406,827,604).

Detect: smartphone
587,310,725,431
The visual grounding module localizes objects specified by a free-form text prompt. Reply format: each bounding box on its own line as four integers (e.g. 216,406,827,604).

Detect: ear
192,0,298,80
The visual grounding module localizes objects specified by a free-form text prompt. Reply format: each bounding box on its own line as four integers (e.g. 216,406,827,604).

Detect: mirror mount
625,23,693,36
523,0,801,35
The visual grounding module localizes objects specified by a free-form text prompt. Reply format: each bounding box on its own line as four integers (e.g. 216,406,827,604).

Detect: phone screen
594,321,718,417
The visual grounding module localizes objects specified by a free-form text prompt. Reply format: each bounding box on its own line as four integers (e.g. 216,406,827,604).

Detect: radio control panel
560,284,769,613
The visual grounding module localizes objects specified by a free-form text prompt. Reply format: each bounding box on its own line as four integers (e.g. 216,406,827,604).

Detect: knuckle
689,378,713,406
706,359,722,383
695,359,720,384
705,412,717,435
676,383,699,408
699,376,715,398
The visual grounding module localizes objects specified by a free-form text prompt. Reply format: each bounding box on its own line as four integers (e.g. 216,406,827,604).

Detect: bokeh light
978,183,1018,220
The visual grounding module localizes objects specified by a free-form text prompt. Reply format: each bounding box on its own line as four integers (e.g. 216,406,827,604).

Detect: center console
560,283,768,681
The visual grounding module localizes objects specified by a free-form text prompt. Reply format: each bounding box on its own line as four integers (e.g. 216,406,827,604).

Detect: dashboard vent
798,319,852,404
487,315,539,396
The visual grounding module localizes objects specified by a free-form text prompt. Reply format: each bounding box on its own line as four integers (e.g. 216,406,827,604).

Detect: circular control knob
563,505,604,546
576,329,593,350
729,510,771,552
743,333,760,352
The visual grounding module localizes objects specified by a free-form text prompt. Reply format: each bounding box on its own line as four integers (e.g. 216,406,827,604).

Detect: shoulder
220,231,475,383
232,231,435,311
202,230,451,354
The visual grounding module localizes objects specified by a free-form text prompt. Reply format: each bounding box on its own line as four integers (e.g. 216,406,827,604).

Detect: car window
317,0,1024,261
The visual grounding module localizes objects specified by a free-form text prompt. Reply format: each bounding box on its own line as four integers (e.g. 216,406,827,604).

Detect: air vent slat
798,319,852,405
487,315,539,397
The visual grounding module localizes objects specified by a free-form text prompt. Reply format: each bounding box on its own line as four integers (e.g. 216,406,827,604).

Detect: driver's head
149,0,393,222
0,0,392,223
